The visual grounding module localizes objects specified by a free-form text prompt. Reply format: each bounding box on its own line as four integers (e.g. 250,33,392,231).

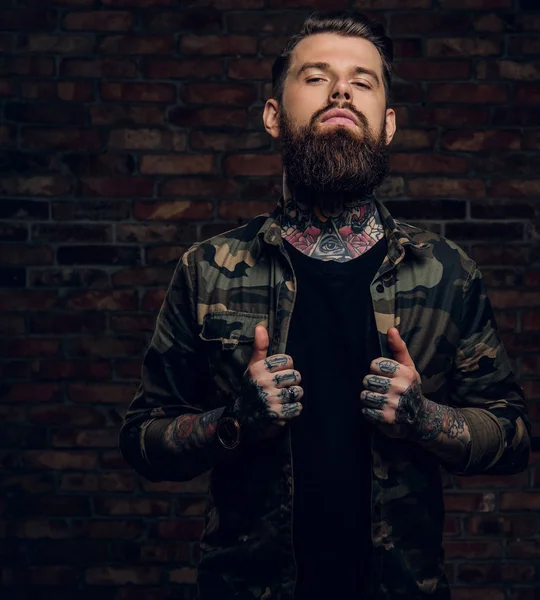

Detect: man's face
263,32,396,209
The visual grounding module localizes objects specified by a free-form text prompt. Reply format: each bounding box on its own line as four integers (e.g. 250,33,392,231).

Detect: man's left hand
360,327,431,440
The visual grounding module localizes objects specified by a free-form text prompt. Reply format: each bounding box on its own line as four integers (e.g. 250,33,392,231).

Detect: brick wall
1,0,539,598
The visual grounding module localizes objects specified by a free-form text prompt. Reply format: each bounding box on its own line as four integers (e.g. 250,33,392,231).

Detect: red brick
66,336,146,358
140,154,213,175
142,289,166,310
32,224,112,243
80,177,153,197
0,57,54,76
61,58,136,78
0,9,57,31
0,79,14,96
382,129,435,152
225,153,282,176
156,520,204,540
507,540,540,559
0,290,57,311
0,315,25,335
1,383,61,403
73,520,144,539
100,82,174,103
175,497,207,517
180,35,256,55
490,180,540,198
444,540,503,559
111,267,174,286
53,428,120,448
101,450,130,470
22,450,98,470
98,35,173,54
6,101,86,125
190,131,269,152
455,472,529,488
182,82,256,106
428,83,508,103
22,129,102,151
30,360,111,381
0,175,71,196
438,0,510,6
442,130,520,151
1,244,54,266
470,199,535,220
500,492,540,511
522,353,540,373
394,61,470,80
115,360,143,379
91,104,164,126
228,58,273,80
445,222,523,242
408,178,485,198
515,84,540,104
30,267,109,288
219,200,281,220
67,383,136,405
464,514,538,537
20,81,94,102
143,57,222,79
390,13,469,34
390,154,468,174
473,13,507,32
509,36,540,55
479,60,540,81
109,129,186,151
445,492,495,512
9,519,70,539
453,589,505,600
160,177,238,197
63,10,133,31
57,245,140,266
145,247,188,265
427,37,502,57
169,567,197,584
138,543,190,563
24,566,80,586
116,223,197,244
169,106,247,128
354,0,429,6
95,497,170,516
458,563,535,583
147,9,221,31
17,34,94,53
28,405,105,426
65,290,138,311
471,245,531,266
85,566,160,586
134,200,213,220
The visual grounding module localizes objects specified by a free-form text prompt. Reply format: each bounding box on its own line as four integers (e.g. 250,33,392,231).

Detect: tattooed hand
234,325,304,442
360,328,467,446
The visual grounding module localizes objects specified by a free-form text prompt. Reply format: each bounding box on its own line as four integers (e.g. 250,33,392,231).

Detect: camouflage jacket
120,197,530,600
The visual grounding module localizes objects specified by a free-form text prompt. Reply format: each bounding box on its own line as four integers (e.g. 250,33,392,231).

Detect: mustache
310,103,369,130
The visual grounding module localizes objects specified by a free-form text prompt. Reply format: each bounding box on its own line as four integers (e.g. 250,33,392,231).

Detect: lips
320,108,358,126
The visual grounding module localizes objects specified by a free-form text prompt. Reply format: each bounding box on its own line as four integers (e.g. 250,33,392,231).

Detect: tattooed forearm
163,407,225,454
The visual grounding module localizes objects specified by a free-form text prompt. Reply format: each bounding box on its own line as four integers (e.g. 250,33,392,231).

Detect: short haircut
272,10,393,104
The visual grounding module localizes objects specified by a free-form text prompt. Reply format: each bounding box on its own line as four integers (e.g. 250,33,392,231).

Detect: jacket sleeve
118,248,228,482
447,265,531,476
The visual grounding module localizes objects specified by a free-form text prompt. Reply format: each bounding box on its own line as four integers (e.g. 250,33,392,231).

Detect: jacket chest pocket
199,311,269,397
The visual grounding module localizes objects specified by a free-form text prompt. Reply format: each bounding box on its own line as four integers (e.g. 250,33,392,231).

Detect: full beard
279,105,389,214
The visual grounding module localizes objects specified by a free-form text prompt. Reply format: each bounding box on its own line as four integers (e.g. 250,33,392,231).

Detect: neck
280,192,385,263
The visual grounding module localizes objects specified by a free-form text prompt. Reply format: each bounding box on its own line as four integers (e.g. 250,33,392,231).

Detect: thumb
248,326,269,367
387,327,415,369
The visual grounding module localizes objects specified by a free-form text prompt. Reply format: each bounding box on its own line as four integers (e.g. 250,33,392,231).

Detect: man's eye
306,78,324,83
354,82,370,88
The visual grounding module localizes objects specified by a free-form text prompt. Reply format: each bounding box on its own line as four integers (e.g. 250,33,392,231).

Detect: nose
330,78,353,103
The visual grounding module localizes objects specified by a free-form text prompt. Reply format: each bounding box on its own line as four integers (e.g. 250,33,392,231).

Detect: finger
362,408,386,423
387,328,415,370
370,358,400,377
247,326,269,368
277,386,303,404
363,374,391,394
272,369,301,388
279,402,303,419
263,354,294,373
360,390,388,409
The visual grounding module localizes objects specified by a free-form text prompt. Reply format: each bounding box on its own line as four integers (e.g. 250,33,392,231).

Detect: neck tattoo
280,197,385,263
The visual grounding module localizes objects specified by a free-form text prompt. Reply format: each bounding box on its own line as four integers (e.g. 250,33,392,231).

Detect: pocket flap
199,311,268,349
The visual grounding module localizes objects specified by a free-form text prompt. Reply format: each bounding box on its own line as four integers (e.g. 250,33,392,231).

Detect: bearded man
120,10,530,600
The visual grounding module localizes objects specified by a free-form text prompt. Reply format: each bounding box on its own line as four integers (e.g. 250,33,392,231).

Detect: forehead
289,32,383,75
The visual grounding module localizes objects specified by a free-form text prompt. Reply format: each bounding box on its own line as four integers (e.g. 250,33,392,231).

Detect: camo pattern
120,196,530,600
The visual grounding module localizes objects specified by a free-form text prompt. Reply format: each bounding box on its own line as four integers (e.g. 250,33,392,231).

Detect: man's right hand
234,325,304,442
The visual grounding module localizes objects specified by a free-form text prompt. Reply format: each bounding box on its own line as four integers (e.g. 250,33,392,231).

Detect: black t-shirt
283,236,387,599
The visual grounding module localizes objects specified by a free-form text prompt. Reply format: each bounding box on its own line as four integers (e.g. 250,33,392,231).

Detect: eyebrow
297,61,381,87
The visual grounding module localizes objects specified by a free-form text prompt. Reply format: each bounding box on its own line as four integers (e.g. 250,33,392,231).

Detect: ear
263,98,280,139
384,107,396,145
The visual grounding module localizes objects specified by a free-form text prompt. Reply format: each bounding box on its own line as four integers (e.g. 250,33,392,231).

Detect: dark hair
272,10,393,104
